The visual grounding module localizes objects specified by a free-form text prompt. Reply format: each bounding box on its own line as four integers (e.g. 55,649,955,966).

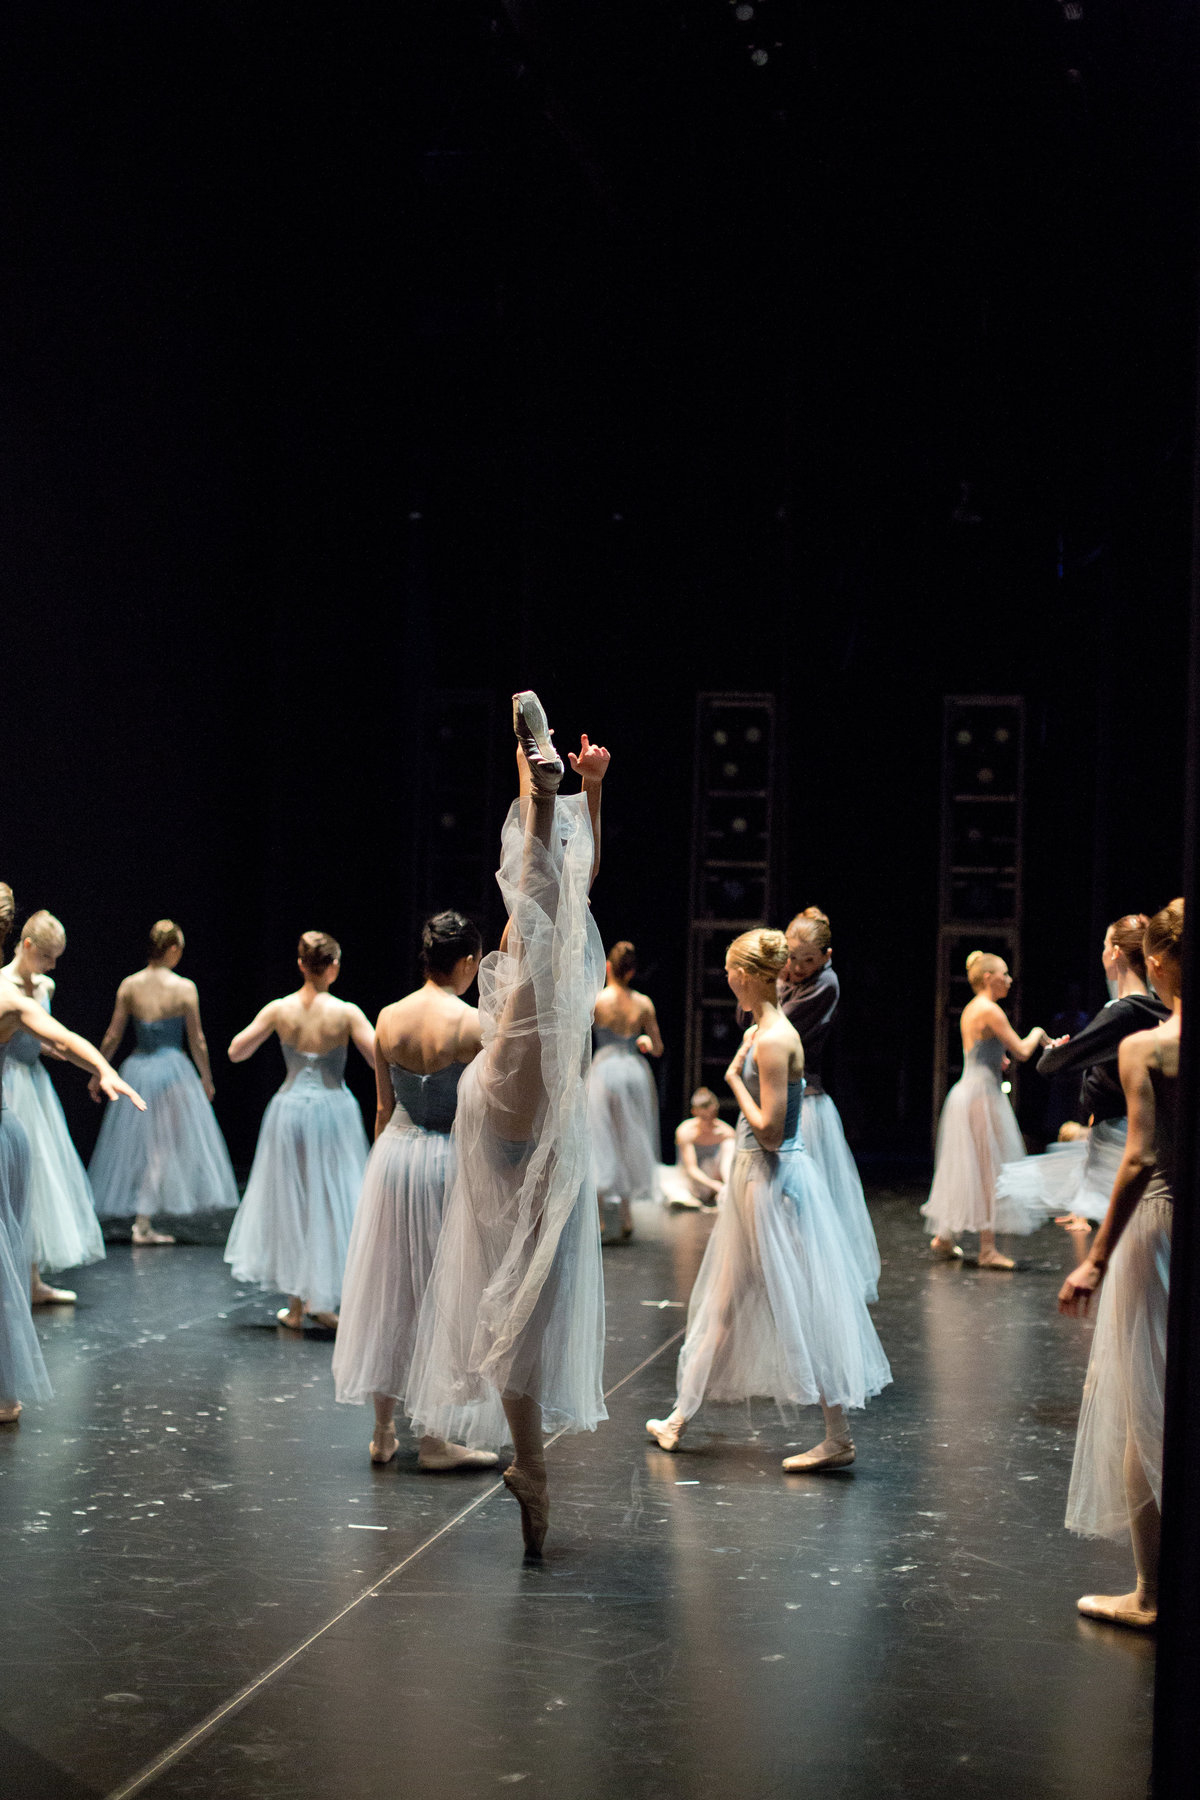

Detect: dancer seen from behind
995,914,1168,1249
589,939,663,1239
225,932,373,1329
779,906,880,1303
920,951,1050,1269
1,882,145,1425
1058,899,1183,1630
333,911,499,1473
646,929,891,1471
2,911,104,1303
90,920,239,1243
659,1086,734,1210
406,695,609,1558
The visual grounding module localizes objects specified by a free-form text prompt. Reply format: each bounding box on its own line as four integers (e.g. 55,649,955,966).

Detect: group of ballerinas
922,910,1185,1629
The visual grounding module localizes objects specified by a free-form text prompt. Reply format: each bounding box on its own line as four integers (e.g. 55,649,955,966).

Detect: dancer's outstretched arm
1,995,147,1109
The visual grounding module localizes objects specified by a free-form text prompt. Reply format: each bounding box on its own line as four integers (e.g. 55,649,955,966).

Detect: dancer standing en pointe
779,907,880,1302
333,911,499,1472
90,920,239,1243
225,932,373,1329
646,929,891,1471
406,695,610,1557
920,951,1050,1269
1,883,144,1424
1058,899,1182,1630
589,940,663,1239
2,910,104,1303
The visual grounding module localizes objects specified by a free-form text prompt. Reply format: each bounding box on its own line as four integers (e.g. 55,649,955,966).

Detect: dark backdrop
1,1,1194,1173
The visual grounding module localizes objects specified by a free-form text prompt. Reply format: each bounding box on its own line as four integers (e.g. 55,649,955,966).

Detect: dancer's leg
370,1394,399,1464
978,1227,1014,1271
30,1262,75,1305
1077,1433,1159,1627
501,1388,549,1556
781,1399,856,1472
487,769,560,1145
132,1213,175,1246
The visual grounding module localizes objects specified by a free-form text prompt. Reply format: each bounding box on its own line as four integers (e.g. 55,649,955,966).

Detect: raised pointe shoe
782,1437,856,1473
417,1437,500,1472
1077,1591,1157,1630
645,1414,686,1452
512,690,564,788
503,1464,550,1558
369,1424,399,1465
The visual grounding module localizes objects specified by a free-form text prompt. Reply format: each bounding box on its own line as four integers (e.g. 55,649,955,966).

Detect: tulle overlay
1065,1181,1171,1540
406,794,607,1445
0,1051,53,1404
589,1040,662,1203
224,1046,369,1313
801,1091,880,1303
3,1041,104,1272
919,1042,1040,1237
995,1118,1126,1227
90,1033,240,1220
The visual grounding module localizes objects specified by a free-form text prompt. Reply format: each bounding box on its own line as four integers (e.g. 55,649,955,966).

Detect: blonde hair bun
21,910,66,957
728,926,789,982
965,949,1006,991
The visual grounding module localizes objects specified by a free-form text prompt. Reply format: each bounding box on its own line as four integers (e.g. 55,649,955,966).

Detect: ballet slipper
782,1436,856,1473
305,1310,339,1330
512,691,562,774
31,1282,76,1306
503,1463,550,1559
0,1401,22,1425
369,1424,399,1465
275,1307,305,1330
1077,1591,1157,1630
645,1413,686,1452
929,1236,962,1262
417,1435,500,1472
131,1224,176,1246
977,1249,1016,1270
667,1192,704,1210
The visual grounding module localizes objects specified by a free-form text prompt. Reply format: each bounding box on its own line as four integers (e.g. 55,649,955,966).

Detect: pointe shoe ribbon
781,1439,856,1473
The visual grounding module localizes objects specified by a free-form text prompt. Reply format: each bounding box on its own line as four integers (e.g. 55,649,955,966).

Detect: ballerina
589,939,663,1239
333,910,499,1472
89,920,239,1243
406,694,610,1557
779,906,881,1302
920,951,1050,1269
995,914,1168,1247
2,910,105,1303
1058,899,1182,1630
1,882,145,1424
659,1086,734,1210
224,931,373,1328
645,928,892,1471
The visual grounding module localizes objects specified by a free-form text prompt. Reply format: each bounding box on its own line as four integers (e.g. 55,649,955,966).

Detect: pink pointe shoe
645,1413,686,1452
782,1436,856,1473
1077,1591,1157,1630
512,691,564,791
369,1423,399,1465
503,1463,550,1559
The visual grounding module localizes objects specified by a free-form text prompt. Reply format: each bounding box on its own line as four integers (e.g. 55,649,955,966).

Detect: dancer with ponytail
589,939,663,1239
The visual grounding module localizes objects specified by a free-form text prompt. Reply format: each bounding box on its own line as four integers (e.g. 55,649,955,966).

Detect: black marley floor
1,1193,1153,1800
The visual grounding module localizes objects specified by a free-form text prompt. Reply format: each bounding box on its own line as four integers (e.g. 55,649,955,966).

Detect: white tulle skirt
0,1110,52,1405
3,1057,104,1273
589,1047,661,1204
90,1048,240,1220
1065,1182,1171,1540
333,1122,455,1406
995,1118,1126,1227
673,1138,892,1420
801,1092,880,1303
224,1085,369,1313
920,1062,1040,1238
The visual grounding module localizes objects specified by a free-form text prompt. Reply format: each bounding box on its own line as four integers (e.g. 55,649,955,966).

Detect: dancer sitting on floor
646,928,891,1471
920,950,1050,1269
225,931,373,1330
90,920,239,1243
2,910,105,1303
1058,899,1183,1631
333,910,499,1473
589,938,663,1239
659,1086,734,1210
406,694,610,1558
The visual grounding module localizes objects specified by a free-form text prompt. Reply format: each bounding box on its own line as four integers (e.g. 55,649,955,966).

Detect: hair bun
965,950,983,973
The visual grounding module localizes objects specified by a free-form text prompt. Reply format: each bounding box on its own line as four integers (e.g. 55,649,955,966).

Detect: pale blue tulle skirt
801,1091,880,1303
920,1062,1041,1238
588,1046,661,1204
224,1084,369,1312
3,1057,104,1273
90,1048,240,1220
996,1117,1126,1227
0,1109,53,1406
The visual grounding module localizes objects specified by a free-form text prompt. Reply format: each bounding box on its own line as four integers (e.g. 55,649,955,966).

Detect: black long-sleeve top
777,964,839,1096
1036,992,1170,1123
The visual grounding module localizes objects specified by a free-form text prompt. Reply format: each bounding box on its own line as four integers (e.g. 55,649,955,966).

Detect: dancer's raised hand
569,735,610,785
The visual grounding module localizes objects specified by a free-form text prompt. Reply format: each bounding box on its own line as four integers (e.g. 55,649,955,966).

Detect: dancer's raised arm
568,733,610,886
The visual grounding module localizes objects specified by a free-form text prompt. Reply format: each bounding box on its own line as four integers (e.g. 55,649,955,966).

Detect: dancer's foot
0,1401,21,1425
1077,1590,1157,1630
513,691,564,792
31,1281,76,1306
782,1435,856,1473
276,1305,305,1330
929,1236,962,1262
668,1191,704,1210
503,1462,549,1558
618,1199,634,1241
645,1412,687,1452
369,1422,399,1465
132,1221,175,1246
418,1435,500,1472
305,1310,339,1330
978,1249,1016,1271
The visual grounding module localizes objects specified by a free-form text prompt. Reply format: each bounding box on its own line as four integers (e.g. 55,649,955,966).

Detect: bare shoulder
176,975,200,1002
1118,1028,1157,1075
1148,1018,1181,1078
117,972,141,1001
675,1117,699,1144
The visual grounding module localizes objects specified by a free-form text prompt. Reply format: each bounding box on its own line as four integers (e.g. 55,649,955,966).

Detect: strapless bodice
5,988,49,1065
389,1062,464,1134
964,1037,1005,1076
279,1041,348,1093
135,1015,187,1054
694,1138,725,1171
734,1045,804,1153
593,1025,641,1055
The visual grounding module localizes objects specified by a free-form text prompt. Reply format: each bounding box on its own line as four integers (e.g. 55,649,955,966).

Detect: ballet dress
2,994,104,1274
0,1043,53,1405
224,1042,369,1315
406,794,607,1446
920,1037,1041,1239
588,1024,662,1205
672,1045,892,1422
659,1134,732,1208
996,994,1170,1227
1065,1065,1177,1540
90,1015,240,1221
780,966,880,1303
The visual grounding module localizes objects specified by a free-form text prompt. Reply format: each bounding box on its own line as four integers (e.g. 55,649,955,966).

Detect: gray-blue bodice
964,1036,1005,1079
6,987,49,1066
389,1062,464,1134
135,1015,187,1054
694,1139,725,1172
734,1045,804,1155
279,1041,348,1093
593,1025,641,1055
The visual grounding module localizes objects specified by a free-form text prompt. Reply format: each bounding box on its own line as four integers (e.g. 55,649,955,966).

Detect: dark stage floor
1,1193,1152,1800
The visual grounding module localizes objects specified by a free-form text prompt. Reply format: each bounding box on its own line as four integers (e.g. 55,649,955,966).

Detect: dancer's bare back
376,987,481,1076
